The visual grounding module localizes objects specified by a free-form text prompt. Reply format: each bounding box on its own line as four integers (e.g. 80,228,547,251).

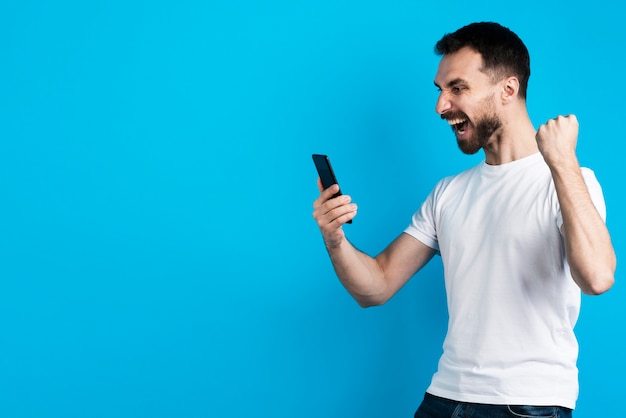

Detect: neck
482,110,538,165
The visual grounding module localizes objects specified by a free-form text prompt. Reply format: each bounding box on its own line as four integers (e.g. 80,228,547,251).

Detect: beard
459,114,502,154
443,97,502,155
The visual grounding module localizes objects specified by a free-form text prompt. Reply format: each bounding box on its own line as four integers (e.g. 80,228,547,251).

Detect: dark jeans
414,393,573,418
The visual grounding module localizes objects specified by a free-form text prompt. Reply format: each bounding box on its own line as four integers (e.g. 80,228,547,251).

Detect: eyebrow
434,77,468,90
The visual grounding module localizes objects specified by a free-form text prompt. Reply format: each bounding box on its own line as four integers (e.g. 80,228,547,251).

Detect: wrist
324,233,345,250
544,152,579,174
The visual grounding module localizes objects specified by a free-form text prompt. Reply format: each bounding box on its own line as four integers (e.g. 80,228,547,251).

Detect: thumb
317,177,324,192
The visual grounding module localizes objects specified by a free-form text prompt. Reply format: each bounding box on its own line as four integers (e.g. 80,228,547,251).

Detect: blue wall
1,1,624,417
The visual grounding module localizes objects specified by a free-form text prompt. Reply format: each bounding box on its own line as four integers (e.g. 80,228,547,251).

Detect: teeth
447,118,466,126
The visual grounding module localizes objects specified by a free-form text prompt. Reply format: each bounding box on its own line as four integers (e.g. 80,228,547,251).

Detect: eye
452,86,464,94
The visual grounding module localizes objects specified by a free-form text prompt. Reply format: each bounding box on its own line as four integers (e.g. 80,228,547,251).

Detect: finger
324,202,357,223
313,196,352,231
322,183,340,196
551,114,578,132
318,183,341,202
315,180,339,196
313,182,336,209
318,203,358,231
318,194,352,217
567,114,579,127
313,194,354,222
551,114,577,125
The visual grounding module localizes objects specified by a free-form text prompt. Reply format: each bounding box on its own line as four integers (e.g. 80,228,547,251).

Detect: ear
501,76,520,103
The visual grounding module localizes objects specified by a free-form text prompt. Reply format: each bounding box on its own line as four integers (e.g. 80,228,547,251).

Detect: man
312,22,616,417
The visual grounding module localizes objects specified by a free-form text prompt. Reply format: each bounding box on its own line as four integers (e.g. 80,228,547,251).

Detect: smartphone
312,154,352,223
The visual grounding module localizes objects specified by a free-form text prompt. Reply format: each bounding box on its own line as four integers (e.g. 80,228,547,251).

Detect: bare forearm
550,160,616,294
326,238,389,307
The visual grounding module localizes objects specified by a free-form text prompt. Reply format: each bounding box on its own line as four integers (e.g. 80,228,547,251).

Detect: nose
435,92,452,115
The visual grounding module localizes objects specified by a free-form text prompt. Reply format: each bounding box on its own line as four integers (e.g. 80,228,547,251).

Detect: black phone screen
312,154,340,194
312,154,351,223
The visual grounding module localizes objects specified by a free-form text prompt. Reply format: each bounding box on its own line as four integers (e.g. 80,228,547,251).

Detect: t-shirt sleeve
404,182,442,252
555,167,607,229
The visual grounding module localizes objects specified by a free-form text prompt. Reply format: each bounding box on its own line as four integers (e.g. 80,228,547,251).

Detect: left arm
536,115,616,295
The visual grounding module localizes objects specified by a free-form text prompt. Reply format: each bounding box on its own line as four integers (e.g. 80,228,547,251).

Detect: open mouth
447,117,468,135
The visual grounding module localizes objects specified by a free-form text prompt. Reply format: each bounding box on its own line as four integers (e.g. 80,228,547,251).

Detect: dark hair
434,22,531,99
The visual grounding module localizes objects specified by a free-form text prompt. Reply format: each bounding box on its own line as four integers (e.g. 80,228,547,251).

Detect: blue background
1,1,624,417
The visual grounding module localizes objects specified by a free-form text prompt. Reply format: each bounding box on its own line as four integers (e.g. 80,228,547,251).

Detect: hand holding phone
312,154,352,224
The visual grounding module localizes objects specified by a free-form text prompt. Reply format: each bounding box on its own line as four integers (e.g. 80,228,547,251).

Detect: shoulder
432,163,482,195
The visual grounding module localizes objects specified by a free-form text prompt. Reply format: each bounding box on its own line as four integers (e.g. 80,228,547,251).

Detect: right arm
312,182,436,307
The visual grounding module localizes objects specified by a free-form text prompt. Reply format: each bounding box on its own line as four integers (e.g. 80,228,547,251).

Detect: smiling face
434,47,503,154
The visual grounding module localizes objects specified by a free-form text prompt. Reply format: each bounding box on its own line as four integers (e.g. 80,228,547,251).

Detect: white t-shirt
404,152,606,409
